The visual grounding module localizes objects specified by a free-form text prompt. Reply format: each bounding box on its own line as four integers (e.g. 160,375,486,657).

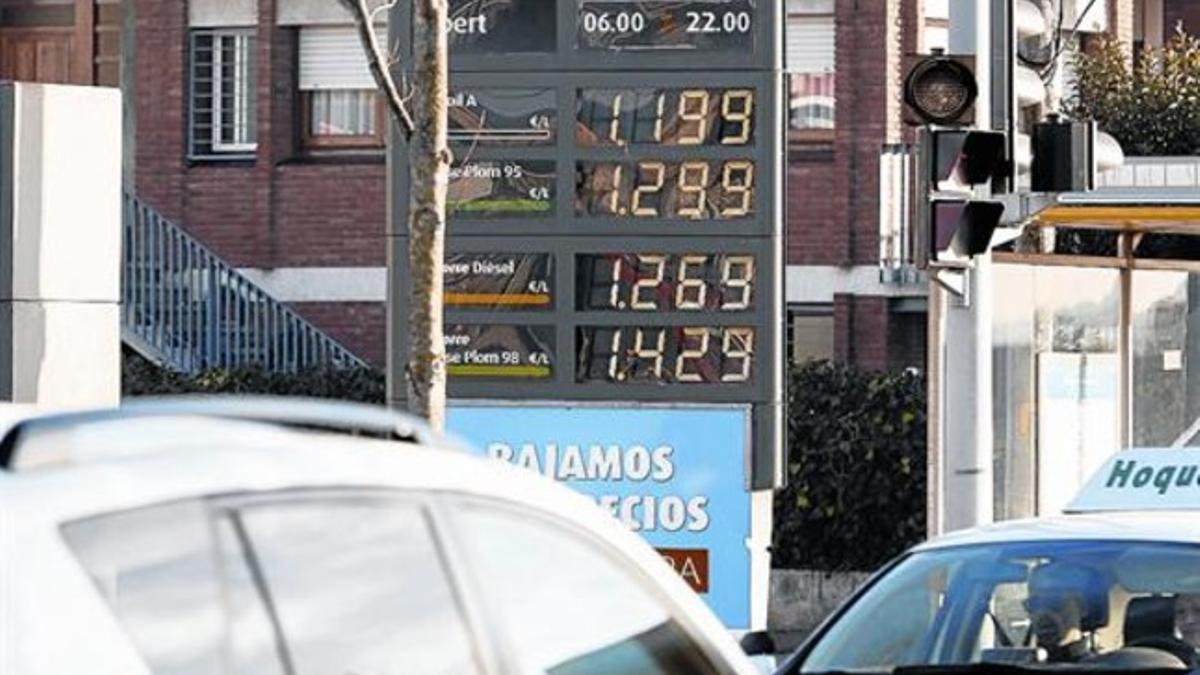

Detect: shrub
1067,31,1200,156
121,349,386,403
772,360,927,571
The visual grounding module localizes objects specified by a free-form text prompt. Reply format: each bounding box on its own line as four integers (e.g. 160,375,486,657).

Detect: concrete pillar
0,84,121,407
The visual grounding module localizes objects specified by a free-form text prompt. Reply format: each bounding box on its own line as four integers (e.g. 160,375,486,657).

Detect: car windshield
800,540,1200,673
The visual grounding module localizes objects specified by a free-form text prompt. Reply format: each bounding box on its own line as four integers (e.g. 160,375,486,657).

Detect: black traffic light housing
1031,116,1095,193
916,128,1009,268
931,199,1005,262
933,129,1010,186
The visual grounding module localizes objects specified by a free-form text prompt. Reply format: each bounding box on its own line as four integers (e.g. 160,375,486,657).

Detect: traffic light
1031,116,1094,192
918,128,1008,266
903,53,978,126
931,200,1006,260
903,51,1010,268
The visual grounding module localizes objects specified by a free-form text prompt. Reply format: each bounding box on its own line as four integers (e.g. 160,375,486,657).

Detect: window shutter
925,0,950,20
277,0,390,26
299,26,383,90
189,0,257,28
786,15,835,74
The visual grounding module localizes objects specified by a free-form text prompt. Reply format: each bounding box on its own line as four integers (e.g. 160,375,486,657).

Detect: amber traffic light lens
905,58,978,125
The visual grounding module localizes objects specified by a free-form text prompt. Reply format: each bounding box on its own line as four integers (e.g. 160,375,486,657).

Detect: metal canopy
1029,192,1200,234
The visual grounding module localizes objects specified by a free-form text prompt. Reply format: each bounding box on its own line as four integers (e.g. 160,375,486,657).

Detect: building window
788,306,835,364
189,29,258,159
299,26,385,150
303,89,383,147
786,0,835,141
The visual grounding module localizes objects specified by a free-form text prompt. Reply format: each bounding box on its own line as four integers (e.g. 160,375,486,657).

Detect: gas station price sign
391,0,782,630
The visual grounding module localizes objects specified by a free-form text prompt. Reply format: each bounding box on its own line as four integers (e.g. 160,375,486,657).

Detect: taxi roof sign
1067,448,1200,513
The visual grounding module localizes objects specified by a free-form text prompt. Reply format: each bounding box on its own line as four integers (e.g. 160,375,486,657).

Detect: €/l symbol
528,187,551,200
527,280,550,293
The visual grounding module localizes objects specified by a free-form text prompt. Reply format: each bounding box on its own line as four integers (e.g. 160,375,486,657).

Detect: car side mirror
740,630,776,657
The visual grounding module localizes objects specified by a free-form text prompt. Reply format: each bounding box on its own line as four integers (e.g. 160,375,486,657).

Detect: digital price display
577,0,756,53
578,253,754,312
392,20,780,426
578,326,754,385
576,88,755,146
577,160,755,220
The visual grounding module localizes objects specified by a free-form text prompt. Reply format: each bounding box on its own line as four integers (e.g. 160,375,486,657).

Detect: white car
776,448,1200,675
0,397,759,675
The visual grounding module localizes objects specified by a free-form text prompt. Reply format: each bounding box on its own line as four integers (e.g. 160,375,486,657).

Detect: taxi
775,449,1200,674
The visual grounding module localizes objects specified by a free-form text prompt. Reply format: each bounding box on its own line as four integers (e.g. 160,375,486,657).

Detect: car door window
454,503,730,675
62,499,283,675
230,497,483,675
62,494,484,675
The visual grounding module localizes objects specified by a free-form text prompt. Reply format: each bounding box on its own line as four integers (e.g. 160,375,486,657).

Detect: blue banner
448,404,752,628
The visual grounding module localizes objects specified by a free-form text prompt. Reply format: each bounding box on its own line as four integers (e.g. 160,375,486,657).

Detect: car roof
0,407,584,526
913,510,1200,552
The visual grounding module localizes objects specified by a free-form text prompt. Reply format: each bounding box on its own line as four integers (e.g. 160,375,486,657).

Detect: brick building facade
784,0,927,373
131,0,389,365
0,0,1170,373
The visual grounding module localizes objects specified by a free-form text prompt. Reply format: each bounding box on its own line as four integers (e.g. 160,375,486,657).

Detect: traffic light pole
930,0,1006,535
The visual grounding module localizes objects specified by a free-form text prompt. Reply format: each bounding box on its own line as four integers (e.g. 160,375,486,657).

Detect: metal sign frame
388,3,784,490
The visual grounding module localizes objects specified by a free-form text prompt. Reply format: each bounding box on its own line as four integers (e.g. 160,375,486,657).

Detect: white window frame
189,27,257,158
211,30,257,153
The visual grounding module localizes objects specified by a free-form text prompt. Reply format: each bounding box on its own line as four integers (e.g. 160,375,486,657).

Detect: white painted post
936,0,997,532
0,84,122,407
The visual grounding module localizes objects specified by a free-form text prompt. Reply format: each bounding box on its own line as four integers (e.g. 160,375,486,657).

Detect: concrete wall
769,568,872,650
0,83,121,407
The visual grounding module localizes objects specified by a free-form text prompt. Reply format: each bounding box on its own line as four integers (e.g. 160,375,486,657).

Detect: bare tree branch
338,0,415,140
368,0,398,25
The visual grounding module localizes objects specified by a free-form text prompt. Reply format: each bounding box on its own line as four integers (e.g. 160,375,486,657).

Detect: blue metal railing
122,194,367,373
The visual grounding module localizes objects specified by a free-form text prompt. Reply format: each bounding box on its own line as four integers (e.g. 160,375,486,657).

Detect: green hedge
122,349,385,403
772,360,927,571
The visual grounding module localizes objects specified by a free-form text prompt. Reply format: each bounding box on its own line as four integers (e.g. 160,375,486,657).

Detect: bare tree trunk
406,0,449,430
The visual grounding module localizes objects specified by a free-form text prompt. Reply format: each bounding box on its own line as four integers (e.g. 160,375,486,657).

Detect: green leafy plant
1067,31,1200,156
772,360,927,571
122,349,386,403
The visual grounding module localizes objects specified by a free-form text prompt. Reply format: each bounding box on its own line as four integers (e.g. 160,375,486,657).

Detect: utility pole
933,0,1001,534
